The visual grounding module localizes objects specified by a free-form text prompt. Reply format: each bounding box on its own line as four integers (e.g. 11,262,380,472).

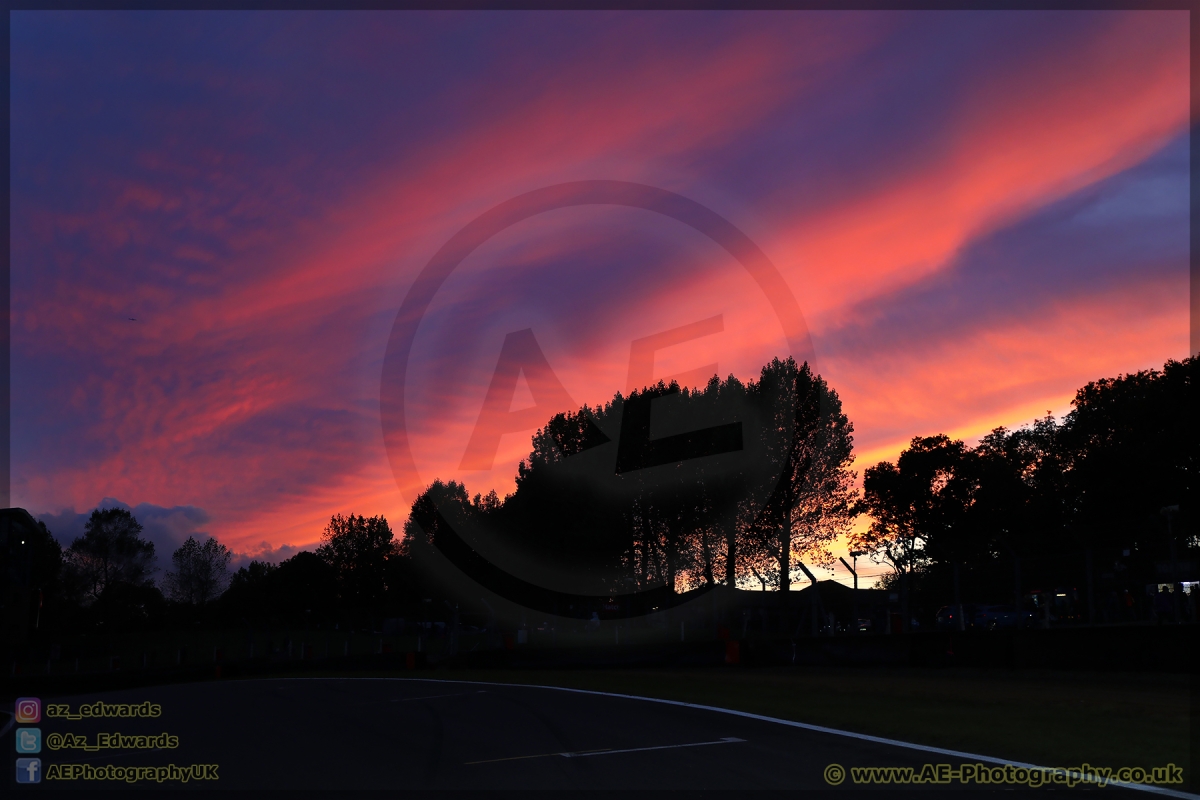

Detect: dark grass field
294,665,1191,773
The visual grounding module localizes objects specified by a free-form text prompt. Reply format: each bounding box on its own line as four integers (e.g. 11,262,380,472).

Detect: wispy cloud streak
10,11,1188,553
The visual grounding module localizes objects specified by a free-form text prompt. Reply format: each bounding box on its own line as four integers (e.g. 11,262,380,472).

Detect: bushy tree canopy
164,536,232,605
65,508,156,602
316,513,397,606
403,357,858,597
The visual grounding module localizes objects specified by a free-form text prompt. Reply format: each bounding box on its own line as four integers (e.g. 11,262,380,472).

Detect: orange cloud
11,12,1188,562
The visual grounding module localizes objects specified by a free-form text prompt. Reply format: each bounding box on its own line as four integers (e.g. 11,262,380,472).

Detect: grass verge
281,665,1188,772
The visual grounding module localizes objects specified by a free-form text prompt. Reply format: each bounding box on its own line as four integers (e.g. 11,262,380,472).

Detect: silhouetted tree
88,582,167,632
25,519,65,628
967,416,1064,608
403,358,858,606
1057,357,1197,565
221,560,279,616
273,551,339,619
851,435,979,629
854,356,1197,621
164,536,232,605
748,358,857,591
317,514,397,610
65,508,156,602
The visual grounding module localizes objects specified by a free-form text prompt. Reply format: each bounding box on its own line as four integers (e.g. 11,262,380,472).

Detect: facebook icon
16,758,41,784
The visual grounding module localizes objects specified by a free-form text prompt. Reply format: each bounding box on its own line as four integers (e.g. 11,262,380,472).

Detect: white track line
466,737,744,765
270,677,1197,799
564,736,746,758
390,690,485,703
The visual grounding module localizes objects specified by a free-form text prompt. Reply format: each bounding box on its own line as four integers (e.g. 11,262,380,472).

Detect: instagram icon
15,698,40,724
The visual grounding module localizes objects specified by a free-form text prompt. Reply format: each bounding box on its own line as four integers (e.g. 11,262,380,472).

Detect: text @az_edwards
46,732,179,751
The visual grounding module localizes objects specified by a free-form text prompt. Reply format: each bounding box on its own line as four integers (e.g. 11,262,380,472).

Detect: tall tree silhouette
164,536,232,605
1058,357,1196,562
65,508,156,602
852,435,980,629
749,358,857,591
317,513,397,608
403,358,858,605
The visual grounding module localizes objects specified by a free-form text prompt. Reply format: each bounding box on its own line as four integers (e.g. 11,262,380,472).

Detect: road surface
9,677,1167,793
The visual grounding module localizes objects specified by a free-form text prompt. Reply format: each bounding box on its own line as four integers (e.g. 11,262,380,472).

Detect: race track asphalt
11,677,1152,793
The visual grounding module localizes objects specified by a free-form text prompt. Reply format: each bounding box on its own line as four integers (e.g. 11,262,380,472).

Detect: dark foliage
403,358,858,599
853,356,1197,622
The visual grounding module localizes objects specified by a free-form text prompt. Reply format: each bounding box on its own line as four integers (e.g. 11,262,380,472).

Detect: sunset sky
12,11,1190,588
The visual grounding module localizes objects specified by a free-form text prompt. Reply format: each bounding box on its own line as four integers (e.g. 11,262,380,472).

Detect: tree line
406,354,1195,625
20,509,425,635
853,356,1196,625
405,357,858,598
20,354,1194,636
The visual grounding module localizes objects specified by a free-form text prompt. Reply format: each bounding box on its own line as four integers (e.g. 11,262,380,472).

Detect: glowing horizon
11,11,1190,589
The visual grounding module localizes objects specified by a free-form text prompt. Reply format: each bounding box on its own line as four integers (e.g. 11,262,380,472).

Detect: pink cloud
11,12,1188,557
